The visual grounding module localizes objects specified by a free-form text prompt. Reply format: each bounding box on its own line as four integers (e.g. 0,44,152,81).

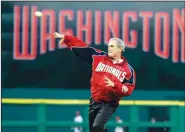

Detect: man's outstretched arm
53,32,107,64
53,32,87,48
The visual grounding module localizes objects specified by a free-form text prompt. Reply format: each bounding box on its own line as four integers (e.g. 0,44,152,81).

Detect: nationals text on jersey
95,62,127,82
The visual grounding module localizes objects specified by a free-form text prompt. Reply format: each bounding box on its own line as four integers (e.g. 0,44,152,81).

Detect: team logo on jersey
95,62,126,82
122,86,128,93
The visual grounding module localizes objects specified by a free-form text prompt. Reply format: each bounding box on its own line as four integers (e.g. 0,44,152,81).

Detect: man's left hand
104,76,115,87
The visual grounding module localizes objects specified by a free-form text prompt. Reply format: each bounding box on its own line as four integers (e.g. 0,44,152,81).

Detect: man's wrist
114,82,121,89
112,82,115,88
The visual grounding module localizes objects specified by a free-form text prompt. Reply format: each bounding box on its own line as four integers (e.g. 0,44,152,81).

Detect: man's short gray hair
109,38,126,52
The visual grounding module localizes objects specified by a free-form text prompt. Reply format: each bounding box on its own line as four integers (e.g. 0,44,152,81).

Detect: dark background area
1,1,185,90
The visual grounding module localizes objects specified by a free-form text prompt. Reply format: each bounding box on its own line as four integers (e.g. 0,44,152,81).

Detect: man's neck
112,56,122,61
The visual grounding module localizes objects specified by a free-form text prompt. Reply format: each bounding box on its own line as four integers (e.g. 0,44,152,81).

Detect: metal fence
2,98,185,132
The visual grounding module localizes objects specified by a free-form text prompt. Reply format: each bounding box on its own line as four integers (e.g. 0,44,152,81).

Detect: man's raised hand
53,32,65,44
53,32,64,39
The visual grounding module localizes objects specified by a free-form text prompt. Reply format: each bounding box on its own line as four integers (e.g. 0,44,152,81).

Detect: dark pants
89,97,118,132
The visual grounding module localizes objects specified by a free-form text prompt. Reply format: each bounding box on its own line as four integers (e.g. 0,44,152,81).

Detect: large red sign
13,6,184,63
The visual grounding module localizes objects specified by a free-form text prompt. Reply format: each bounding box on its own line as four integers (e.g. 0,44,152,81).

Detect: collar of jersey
104,55,127,65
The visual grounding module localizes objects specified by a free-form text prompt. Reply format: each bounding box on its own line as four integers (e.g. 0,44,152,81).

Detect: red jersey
62,35,136,104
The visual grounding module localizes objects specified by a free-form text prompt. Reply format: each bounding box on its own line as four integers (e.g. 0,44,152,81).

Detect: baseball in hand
35,11,43,17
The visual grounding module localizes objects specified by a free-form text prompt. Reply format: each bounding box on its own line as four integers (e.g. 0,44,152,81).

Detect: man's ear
119,47,123,52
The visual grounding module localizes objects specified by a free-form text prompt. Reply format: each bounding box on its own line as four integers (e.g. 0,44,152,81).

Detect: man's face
108,40,122,58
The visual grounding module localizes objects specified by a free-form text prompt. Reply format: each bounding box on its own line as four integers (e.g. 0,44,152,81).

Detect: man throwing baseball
53,32,136,132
